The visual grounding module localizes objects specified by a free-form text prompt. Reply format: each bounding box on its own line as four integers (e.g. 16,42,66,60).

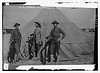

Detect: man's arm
60,28,66,40
47,29,53,41
19,30,22,40
10,30,15,43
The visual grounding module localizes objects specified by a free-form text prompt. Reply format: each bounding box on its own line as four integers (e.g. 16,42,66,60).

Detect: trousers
35,43,40,57
14,42,21,55
50,38,60,62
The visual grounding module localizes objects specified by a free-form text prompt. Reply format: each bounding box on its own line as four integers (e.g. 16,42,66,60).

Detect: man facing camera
49,20,66,64
9,23,22,63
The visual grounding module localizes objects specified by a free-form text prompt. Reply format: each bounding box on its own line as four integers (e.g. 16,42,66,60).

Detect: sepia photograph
2,2,97,71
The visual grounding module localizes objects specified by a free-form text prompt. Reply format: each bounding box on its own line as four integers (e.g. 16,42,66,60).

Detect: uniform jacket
10,29,22,43
34,28,42,44
50,26,66,40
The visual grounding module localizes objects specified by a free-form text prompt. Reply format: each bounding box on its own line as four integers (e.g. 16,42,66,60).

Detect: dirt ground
4,52,94,70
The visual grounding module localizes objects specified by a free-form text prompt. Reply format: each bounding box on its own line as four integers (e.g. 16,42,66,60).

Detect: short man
49,20,66,64
27,35,34,60
10,23,22,62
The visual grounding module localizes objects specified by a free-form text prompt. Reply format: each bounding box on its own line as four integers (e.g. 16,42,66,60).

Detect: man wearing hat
49,20,66,64
32,21,42,60
10,23,22,62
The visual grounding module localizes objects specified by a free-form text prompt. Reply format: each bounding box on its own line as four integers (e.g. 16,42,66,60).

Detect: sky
3,6,96,29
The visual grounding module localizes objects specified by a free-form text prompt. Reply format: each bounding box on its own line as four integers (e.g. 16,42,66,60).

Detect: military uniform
49,26,66,62
34,28,42,57
10,29,22,55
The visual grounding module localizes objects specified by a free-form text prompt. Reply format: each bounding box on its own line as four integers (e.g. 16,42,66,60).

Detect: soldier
49,20,66,64
33,22,42,60
10,23,22,62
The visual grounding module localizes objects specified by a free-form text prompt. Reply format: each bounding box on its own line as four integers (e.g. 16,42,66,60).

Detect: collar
15,28,19,31
54,26,58,29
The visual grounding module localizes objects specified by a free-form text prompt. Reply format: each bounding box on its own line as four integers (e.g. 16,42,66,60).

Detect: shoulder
51,28,54,32
11,29,16,33
38,28,41,31
34,28,37,30
56,27,62,30
19,29,21,32
57,27,64,32
56,26,60,29
37,28,41,32
39,28,42,33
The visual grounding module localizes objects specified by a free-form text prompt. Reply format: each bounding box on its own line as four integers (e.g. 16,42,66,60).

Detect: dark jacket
50,26,66,40
10,29,22,42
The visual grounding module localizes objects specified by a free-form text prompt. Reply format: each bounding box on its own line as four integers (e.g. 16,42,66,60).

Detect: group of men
7,20,66,64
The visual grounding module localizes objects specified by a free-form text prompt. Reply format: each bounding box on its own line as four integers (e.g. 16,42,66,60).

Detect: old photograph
2,2,97,71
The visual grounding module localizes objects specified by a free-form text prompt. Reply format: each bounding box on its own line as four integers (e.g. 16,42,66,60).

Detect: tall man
10,23,22,62
49,20,66,64
33,22,42,59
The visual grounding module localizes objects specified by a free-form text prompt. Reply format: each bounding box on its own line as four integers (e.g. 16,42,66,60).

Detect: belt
53,36,60,38
13,39,21,42
52,37,60,40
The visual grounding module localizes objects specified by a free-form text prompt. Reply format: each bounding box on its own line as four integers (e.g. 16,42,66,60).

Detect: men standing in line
10,23,22,62
49,20,66,64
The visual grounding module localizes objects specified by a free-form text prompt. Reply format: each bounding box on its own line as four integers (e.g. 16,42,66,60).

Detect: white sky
3,6,95,29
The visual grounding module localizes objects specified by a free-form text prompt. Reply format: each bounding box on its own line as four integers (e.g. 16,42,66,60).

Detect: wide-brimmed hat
34,21,41,28
52,20,59,25
13,23,20,27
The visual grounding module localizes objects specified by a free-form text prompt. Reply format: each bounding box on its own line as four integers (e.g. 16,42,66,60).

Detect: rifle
40,38,47,65
40,36,52,65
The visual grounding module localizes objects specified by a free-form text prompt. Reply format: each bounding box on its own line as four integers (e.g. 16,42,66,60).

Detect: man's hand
3,29,6,34
9,40,14,44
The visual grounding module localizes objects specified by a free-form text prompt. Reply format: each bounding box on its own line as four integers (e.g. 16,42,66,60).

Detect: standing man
49,20,66,64
33,21,42,60
10,23,22,62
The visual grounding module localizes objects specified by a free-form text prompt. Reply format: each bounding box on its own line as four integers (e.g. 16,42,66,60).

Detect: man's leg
29,47,32,60
16,53,19,62
34,43,37,57
34,43,39,59
47,46,51,62
15,43,20,62
36,44,38,57
50,41,55,64
53,40,60,64
53,48,57,62
37,44,41,59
